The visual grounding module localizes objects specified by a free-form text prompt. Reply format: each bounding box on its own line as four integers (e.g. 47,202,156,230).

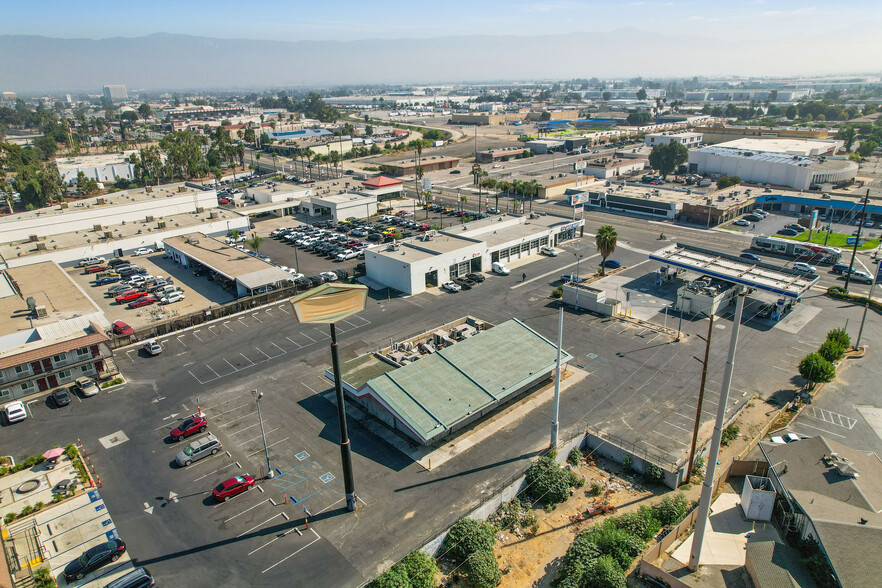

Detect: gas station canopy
650,243,819,298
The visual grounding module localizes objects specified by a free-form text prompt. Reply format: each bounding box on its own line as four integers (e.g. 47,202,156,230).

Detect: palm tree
460,193,468,213
246,234,264,253
255,152,261,174
304,149,315,180
595,225,618,276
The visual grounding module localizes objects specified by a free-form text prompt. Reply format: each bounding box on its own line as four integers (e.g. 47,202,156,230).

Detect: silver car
176,435,221,467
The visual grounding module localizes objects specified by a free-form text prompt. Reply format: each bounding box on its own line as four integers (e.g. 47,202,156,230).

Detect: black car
52,387,72,407
333,269,349,280
63,539,127,581
107,258,129,268
466,272,485,283
453,277,475,290
293,277,313,290
308,275,326,287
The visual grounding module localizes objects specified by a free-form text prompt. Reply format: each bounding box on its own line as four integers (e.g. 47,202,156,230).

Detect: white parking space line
223,498,270,523
224,359,239,372
248,525,300,556
212,402,252,419
270,342,286,355
228,422,261,436
236,513,282,538
205,364,221,378
255,347,272,360
276,305,290,314
238,317,250,327
240,427,280,445
664,420,692,434
262,529,321,574
247,437,289,456
793,421,846,438
218,410,258,428
192,330,203,342
176,335,187,347
223,321,234,332
239,353,255,365
251,313,263,323
285,336,303,349
300,332,316,343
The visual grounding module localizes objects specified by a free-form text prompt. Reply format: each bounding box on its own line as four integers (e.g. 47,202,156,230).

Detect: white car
161,292,186,305
289,272,305,280
399,210,414,217
541,246,559,257
4,401,27,424
78,256,106,267
770,433,801,444
75,377,99,397
336,250,358,261
793,262,817,273
442,282,462,292
492,164,502,168
132,248,154,256
732,219,751,227
320,271,339,282
143,339,162,356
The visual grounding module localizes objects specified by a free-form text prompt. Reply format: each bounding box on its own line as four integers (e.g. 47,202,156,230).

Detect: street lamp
291,283,368,512
252,390,273,479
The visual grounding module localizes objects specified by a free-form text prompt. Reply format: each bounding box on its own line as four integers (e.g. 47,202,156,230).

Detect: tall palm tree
255,152,261,174
595,225,618,276
304,149,315,180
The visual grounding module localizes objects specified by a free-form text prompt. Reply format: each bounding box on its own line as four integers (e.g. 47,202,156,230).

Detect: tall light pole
550,307,563,449
252,390,273,479
292,283,368,512
844,191,870,293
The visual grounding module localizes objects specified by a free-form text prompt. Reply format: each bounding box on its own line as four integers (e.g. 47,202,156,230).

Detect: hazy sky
4,0,881,43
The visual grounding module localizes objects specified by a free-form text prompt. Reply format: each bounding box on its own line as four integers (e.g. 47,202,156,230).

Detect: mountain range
1,30,880,93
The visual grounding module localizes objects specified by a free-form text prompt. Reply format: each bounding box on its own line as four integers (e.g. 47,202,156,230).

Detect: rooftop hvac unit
35,305,48,318
209,211,219,219
103,231,113,239
93,224,103,231
178,186,187,192
145,215,154,222
188,237,200,244
157,221,166,229
195,207,204,213
28,234,39,242
96,198,106,205
35,242,47,251
26,297,36,314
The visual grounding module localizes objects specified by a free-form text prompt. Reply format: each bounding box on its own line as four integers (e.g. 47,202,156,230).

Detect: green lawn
780,231,880,250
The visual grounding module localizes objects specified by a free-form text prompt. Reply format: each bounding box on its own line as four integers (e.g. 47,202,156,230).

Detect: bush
368,564,409,588
568,447,583,466
0,466,7,476
466,550,502,588
583,554,627,588
52,493,64,503
621,456,633,472
721,424,740,446
818,340,845,363
33,501,44,511
551,285,563,299
716,175,741,189
525,456,572,508
34,568,56,588
20,505,33,517
825,328,850,349
799,352,836,385
643,464,665,485
4,513,16,524
582,520,645,570
653,493,689,526
567,468,585,488
613,506,661,542
443,517,497,565
493,498,538,534
400,551,438,588
589,483,603,497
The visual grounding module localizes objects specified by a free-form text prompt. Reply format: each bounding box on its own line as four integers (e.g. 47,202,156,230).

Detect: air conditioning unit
35,242,47,251
195,207,204,213
93,224,103,231
104,231,113,239
146,215,154,222
96,198,106,205
35,305,48,318
157,221,166,229
28,234,39,242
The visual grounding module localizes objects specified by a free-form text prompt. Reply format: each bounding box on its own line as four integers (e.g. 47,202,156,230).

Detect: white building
645,132,703,149
55,152,139,186
306,193,377,222
524,139,565,154
578,158,646,179
364,214,584,295
688,140,858,190
102,85,128,102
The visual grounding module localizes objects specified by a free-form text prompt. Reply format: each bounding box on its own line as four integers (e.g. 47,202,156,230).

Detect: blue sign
846,237,865,246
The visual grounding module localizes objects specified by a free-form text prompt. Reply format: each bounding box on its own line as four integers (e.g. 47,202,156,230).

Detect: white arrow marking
168,491,178,503
143,502,153,515
162,413,180,421
151,397,166,404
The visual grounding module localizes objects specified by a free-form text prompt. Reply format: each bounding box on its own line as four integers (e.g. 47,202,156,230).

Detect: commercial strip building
575,157,646,179
688,140,858,191
475,148,527,163
163,106,245,120
335,317,572,445
693,125,829,145
0,262,114,401
379,156,461,176
364,214,584,295
55,152,138,186
644,131,703,148
163,233,293,297
304,193,378,222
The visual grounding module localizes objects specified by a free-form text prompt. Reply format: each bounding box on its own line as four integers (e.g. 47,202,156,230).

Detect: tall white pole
689,290,745,570
551,307,563,449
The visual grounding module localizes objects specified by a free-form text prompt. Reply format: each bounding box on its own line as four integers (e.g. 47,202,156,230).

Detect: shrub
525,456,572,508
399,551,438,588
34,568,56,588
466,550,501,588
33,501,44,511
0,466,7,476
20,505,33,517
826,328,851,349
643,464,665,485
552,285,563,299
567,468,585,488
368,564,409,588
721,424,740,446
818,340,845,363
799,353,836,386
24,456,39,468
612,507,661,542
693,455,706,474
493,498,538,534
582,520,645,570
589,483,603,497
4,513,16,524
653,493,689,526
568,447,583,465
621,456,633,472
583,554,627,588
443,517,497,565
52,493,64,503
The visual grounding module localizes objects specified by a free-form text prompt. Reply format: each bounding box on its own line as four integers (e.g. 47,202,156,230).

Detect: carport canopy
650,243,819,298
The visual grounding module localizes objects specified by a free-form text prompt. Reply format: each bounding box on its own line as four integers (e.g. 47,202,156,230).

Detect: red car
127,296,157,309
218,198,230,205
111,320,134,336
115,290,147,303
170,415,207,441
85,265,110,274
213,475,256,502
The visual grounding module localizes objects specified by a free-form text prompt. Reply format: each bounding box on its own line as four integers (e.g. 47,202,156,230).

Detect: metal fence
584,426,681,472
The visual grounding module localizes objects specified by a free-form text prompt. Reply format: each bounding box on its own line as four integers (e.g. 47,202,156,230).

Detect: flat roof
54,151,138,170
163,233,291,288
312,193,377,206
362,319,573,442
649,243,818,298
689,185,760,210
583,158,645,169
717,137,839,155
590,183,699,205
0,262,104,333
382,157,461,170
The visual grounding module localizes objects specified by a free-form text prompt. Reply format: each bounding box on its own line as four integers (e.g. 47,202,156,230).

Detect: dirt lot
66,252,236,330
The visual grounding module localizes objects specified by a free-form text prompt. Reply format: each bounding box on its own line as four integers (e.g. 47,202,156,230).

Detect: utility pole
686,314,714,482
855,261,881,349
550,307,563,449
690,290,745,571
844,190,869,293
252,390,273,479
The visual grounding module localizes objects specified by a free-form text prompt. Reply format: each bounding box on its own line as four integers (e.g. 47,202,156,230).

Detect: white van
492,262,510,275
540,246,559,257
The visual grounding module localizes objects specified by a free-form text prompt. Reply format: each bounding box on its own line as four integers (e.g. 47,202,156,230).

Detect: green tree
400,551,438,588
799,352,835,386
539,111,552,122
857,140,878,158
626,111,652,125
524,455,572,507
443,517,497,565
138,103,152,119
602,91,612,101
595,225,618,275
636,88,648,100
365,125,373,136
246,235,264,253
612,507,661,542
582,554,627,588
785,105,798,119
648,142,688,178
367,565,409,588
652,493,689,526
826,328,850,349
76,171,99,195
466,550,501,588
716,175,741,189
818,340,845,363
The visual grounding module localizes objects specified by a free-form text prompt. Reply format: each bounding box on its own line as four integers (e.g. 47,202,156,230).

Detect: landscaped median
781,230,880,250
827,285,882,312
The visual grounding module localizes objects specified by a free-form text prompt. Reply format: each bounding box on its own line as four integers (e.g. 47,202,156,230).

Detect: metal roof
649,243,818,298
362,319,572,443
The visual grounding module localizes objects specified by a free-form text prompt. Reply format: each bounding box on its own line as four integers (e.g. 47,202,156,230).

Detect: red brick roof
361,176,403,188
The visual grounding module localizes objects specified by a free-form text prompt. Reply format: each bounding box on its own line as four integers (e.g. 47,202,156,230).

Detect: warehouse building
693,125,829,145
644,132,703,148
164,233,292,297
304,193,377,222
364,214,584,295
688,140,858,191
335,317,573,445
379,157,461,176
524,139,565,154
475,148,527,163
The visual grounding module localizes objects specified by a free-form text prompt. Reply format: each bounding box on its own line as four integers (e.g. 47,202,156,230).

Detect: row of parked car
441,272,485,292
426,204,491,220
81,257,185,309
